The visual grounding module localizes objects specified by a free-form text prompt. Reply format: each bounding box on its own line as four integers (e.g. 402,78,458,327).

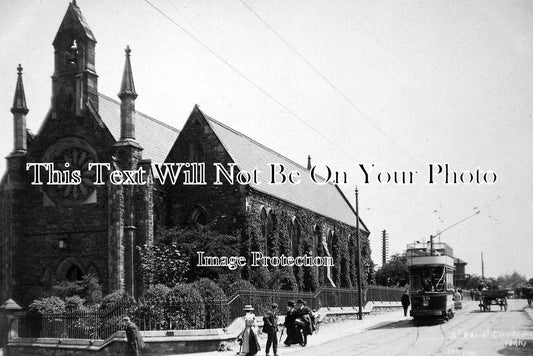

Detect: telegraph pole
355,187,363,320
382,230,389,266
481,252,485,279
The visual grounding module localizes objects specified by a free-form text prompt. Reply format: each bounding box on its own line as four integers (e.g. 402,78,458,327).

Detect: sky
1,0,532,280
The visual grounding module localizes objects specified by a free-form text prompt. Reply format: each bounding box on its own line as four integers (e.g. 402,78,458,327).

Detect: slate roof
97,94,180,164
197,108,368,231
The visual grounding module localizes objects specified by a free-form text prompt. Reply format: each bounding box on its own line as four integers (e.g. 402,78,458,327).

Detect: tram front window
411,266,446,292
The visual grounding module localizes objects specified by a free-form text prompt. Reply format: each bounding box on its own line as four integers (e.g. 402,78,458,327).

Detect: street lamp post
355,187,363,320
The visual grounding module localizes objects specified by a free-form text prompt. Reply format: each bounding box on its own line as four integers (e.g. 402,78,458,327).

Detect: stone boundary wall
5,302,402,355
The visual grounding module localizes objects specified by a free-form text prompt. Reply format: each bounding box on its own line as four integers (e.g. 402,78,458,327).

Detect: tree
375,253,409,287
496,271,527,289
464,274,482,290
137,242,189,287
155,223,242,283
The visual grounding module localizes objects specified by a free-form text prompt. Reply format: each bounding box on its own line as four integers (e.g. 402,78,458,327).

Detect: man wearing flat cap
123,316,144,356
263,303,279,356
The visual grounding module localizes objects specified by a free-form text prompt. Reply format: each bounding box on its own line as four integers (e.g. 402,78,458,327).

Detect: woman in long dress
240,305,260,355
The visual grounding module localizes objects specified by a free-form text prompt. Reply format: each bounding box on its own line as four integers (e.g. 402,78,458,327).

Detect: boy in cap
263,303,279,356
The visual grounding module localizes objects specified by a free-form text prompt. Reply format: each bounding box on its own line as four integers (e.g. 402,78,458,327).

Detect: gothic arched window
67,39,79,65
66,265,83,281
326,229,334,257
260,206,272,256
190,205,209,225
313,225,321,257
56,257,85,282
290,217,301,257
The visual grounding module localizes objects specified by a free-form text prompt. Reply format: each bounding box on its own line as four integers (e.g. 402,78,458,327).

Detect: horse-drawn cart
479,289,509,312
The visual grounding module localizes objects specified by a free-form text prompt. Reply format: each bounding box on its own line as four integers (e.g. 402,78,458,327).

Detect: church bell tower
51,0,98,117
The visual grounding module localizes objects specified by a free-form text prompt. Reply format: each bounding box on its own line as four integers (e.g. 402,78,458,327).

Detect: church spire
118,46,137,100
11,64,28,154
11,64,28,115
118,46,138,141
52,1,98,115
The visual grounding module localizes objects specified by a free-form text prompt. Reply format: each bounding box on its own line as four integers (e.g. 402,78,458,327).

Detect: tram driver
423,277,434,292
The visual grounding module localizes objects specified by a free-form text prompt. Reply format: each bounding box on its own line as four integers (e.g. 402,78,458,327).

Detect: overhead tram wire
143,0,360,165
238,0,499,224
434,210,481,237
144,0,435,217
239,0,425,171
143,0,480,221
235,0,449,215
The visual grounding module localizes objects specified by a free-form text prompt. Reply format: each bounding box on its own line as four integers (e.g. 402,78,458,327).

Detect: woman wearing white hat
239,304,260,355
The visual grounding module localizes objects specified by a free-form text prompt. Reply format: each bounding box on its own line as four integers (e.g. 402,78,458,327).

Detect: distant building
0,2,371,306
454,257,468,288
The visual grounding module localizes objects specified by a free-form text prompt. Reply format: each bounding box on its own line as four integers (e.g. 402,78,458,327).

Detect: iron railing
18,298,227,340
226,285,403,321
16,285,402,340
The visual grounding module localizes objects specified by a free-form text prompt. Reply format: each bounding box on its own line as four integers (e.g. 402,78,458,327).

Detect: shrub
29,296,66,314
269,268,298,292
98,291,135,336
251,267,271,289
171,284,203,304
136,286,171,331
27,297,66,338
217,273,240,294
193,278,227,302
168,284,205,329
64,296,86,312
80,275,103,304
155,224,241,283
192,278,228,328
99,291,133,311
50,275,102,305
137,243,189,287
145,284,172,300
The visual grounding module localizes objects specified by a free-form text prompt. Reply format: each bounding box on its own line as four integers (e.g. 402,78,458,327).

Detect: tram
407,240,456,321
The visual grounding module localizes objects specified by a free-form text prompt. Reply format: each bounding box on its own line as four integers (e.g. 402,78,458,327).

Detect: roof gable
195,108,368,231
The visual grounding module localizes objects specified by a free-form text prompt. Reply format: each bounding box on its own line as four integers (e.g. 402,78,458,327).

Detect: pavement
524,301,533,321
177,309,407,356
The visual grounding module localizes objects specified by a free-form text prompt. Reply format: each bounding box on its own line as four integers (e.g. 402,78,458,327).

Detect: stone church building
0,2,371,306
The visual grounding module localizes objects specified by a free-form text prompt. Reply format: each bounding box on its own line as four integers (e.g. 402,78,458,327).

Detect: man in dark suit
123,316,144,356
295,299,314,346
401,291,411,317
283,300,301,346
263,303,279,356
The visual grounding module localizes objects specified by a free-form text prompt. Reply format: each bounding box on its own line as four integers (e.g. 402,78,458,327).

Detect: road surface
286,299,533,356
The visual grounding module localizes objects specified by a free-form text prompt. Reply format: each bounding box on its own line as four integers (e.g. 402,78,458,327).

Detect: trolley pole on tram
355,187,363,320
